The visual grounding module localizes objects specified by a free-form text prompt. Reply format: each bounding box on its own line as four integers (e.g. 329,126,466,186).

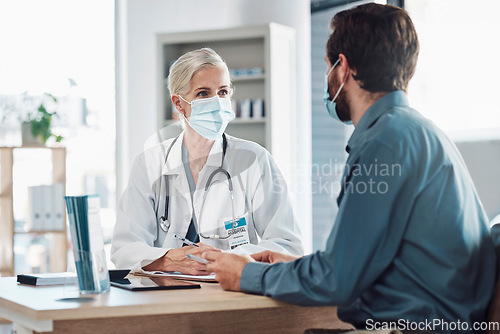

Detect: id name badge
224,216,249,250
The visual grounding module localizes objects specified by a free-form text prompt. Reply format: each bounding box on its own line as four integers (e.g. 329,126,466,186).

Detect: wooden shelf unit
0,146,67,277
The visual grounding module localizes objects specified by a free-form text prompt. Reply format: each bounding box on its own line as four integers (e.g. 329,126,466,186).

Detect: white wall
115,0,313,252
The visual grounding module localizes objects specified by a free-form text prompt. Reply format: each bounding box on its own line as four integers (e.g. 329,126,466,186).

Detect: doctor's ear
171,95,185,115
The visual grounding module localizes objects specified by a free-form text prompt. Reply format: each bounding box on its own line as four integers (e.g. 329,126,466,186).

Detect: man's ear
171,95,185,117
338,54,351,82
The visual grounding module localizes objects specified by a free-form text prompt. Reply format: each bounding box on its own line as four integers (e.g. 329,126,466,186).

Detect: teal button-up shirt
240,90,496,331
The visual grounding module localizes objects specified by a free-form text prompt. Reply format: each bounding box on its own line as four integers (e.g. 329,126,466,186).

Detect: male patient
204,3,496,332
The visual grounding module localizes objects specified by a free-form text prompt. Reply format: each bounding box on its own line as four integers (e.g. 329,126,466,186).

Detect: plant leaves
27,92,63,144
44,92,57,103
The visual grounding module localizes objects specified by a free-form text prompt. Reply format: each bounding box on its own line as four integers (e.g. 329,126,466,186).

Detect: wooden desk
0,277,352,334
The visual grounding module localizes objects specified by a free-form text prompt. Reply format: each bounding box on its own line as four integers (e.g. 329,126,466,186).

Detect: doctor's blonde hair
167,48,231,97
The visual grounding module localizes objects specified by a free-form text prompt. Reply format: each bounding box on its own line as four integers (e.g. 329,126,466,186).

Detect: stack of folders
65,195,110,294
27,183,65,231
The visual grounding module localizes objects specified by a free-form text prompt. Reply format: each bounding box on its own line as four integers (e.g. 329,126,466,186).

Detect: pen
173,234,200,247
187,253,210,264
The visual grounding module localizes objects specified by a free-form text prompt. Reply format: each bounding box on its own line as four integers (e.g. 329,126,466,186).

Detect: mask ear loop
177,95,192,126
178,95,192,105
180,112,189,123
330,60,349,102
326,59,340,78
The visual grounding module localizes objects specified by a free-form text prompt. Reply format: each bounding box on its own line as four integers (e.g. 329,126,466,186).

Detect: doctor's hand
251,250,300,264
204,251,254,291
143,243,219,276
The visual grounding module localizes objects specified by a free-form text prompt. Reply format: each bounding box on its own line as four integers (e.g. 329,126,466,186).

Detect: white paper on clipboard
137,270,216,282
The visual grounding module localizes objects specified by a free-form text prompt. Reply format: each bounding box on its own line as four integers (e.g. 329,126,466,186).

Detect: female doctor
111,48,303,275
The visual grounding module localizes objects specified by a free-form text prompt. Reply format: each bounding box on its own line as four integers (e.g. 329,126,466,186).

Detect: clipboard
110,271,200,291
134,271,217,283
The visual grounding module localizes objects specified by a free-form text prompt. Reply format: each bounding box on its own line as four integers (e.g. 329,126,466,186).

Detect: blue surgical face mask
179,95,235,140
323,59,352,125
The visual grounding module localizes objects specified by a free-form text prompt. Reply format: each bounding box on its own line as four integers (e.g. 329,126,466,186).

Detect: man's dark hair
327,3,419,93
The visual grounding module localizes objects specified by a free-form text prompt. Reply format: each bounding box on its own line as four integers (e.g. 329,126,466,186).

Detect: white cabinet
156,23,296,174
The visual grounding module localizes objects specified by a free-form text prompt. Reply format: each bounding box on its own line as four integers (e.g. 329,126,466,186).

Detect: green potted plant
22,93,63,145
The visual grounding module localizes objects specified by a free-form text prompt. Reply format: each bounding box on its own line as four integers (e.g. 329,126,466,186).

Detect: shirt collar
347,90,409,151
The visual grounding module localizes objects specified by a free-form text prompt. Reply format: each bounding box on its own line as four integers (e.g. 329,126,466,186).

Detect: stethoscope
158,133,238,239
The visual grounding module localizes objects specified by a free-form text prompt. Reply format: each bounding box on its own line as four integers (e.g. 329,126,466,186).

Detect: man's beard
335,88,351,122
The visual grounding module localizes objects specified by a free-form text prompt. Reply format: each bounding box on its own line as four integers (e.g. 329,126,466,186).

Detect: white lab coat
111,132,303,271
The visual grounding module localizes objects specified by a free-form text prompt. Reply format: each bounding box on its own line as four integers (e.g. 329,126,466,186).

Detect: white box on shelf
36,185,45,231
51,183,65,231
27,186,42,231
41,185,51,231
240,99,251,120
252,98,264,119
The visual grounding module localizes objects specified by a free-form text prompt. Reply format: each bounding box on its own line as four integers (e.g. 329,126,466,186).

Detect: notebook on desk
17,272,77,286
